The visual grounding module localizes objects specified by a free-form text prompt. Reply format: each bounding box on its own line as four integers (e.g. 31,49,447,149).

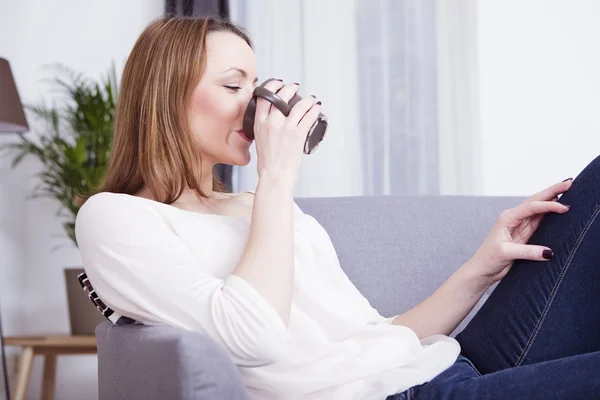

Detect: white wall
477,0,600,196
0,1,164,399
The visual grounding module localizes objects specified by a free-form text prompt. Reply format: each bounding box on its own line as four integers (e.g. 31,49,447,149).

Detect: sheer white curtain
436,0,482,195
229,0,364,197
229,0,480,196
356,0,439,195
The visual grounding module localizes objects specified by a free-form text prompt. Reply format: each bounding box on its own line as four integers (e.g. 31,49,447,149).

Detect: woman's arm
392,178,572,339
232,177,296,325
231,79,321,327
391,260,489,337
75,193,292,366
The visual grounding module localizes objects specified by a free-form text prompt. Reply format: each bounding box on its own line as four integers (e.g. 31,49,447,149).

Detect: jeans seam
514,203,600,367
462,357,483,377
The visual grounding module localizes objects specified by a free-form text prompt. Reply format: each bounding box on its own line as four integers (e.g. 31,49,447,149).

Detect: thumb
502,243,554,261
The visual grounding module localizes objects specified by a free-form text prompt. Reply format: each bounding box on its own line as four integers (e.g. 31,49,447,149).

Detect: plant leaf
2,63,118,247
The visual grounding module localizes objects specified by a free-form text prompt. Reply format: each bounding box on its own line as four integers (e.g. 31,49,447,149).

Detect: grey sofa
95,195,523,399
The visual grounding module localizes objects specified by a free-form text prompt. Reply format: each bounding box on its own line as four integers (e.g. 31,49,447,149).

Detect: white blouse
75,192,460,399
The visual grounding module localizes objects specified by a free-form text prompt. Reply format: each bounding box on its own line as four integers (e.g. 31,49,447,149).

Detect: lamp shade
0,57,28,133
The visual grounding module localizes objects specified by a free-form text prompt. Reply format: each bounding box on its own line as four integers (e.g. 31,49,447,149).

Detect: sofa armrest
96,321,247,400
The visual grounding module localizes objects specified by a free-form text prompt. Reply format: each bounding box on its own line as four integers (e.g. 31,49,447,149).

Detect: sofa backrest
295,195,524,334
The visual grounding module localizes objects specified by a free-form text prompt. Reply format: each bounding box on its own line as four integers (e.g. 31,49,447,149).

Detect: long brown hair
96,16,252,204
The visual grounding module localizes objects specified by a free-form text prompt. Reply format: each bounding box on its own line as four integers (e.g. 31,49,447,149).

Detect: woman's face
188,31,258,167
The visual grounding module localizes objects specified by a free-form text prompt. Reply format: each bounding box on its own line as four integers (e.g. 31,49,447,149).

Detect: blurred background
1,0,599,398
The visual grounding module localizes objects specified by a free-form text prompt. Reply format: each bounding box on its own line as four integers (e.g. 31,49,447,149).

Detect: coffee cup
242,78,328,154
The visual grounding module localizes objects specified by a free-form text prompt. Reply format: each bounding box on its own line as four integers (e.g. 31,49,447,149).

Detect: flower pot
64,268,105,335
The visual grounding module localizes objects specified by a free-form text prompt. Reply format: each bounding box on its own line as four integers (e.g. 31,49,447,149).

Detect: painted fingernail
293,82,300,85
562,178,573,182
311,95,316,98
276,79,283,82
316,101,322,105
542,249,553,260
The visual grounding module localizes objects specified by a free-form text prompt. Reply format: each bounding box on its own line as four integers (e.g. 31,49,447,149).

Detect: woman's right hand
253,79,322,188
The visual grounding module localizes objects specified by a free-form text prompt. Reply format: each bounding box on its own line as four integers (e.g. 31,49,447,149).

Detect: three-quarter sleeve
75,194,290,367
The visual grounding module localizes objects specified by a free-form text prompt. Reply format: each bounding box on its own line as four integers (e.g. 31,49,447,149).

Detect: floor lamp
0,57,29,400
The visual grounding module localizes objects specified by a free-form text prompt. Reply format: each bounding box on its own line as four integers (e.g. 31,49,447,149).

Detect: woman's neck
135,170,225,204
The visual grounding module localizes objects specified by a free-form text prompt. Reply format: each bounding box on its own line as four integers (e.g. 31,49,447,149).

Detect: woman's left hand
469,178,573,285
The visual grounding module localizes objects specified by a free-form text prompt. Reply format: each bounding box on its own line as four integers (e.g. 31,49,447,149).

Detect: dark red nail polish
293,82,300,85
542,249,553,260
562,178,573,182
311,95,316,98
316,101,322,105
276,79,283,82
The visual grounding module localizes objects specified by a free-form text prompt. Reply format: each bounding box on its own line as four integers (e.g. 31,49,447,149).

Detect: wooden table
4,335,97,400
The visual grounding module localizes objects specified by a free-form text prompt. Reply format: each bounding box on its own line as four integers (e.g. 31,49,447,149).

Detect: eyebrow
222,67,259,83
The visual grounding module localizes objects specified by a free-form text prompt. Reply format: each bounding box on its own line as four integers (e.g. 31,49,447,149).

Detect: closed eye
224,85,242,92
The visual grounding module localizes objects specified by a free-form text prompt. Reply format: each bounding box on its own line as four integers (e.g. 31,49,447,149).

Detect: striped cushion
77,272,136,326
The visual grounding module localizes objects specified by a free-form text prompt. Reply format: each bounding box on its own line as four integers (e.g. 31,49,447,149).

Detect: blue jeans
388,155,600,399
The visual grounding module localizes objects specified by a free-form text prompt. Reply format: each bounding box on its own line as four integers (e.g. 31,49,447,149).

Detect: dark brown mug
242,78,328,154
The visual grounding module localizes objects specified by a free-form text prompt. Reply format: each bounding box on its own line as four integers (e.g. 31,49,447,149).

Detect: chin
237,152,252,166
225,149,252,167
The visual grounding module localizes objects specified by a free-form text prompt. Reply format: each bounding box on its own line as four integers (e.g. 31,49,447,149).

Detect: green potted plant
0,63,117,335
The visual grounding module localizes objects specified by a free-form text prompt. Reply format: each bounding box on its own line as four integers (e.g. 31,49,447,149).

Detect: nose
238,87,254,129
240,86,254,114
242,87,253,103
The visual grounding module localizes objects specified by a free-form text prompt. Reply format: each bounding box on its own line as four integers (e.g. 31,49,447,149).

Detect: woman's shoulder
75,192,165,237
78,192,157,218
75,192,198,254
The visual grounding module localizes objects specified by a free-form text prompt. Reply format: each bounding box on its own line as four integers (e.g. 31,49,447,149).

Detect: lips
236,130,253,143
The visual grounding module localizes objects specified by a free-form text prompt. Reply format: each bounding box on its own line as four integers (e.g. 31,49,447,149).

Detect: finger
501,242,554,261
255,79,285,123
286,96,318,126
508,200,569,221
297,101,322,132
265,83,301,122
528,178,573,202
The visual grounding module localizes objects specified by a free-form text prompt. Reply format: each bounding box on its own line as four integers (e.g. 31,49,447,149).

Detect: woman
75,16,600,399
